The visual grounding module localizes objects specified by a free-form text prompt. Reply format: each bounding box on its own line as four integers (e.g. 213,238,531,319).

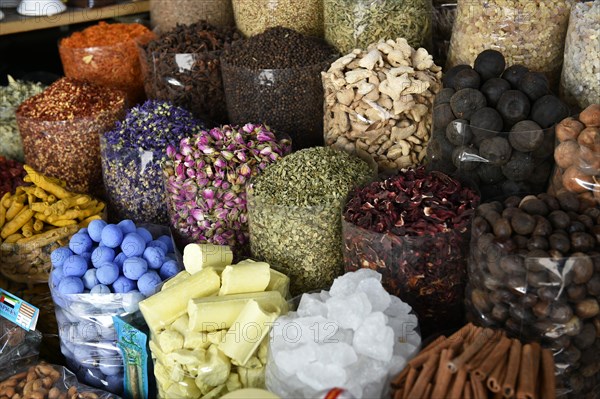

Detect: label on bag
0,288,39,331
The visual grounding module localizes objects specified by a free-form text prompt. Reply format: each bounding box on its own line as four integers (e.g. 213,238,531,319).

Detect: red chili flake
342,167,480,336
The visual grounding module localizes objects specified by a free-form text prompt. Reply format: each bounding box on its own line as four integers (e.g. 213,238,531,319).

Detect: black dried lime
509,120,544,152
474,49,506,81
518,72,550,102
442,64,472,89
531,95,570,129
502,64,529,88
433,103,456,129
450,88,487,120
479,136,512,165
445,119,472,145
454,68,482,90
470,107,504,145
434,88,456,106
480,77,511,108
497,90,531,128
452,145,480,170
477,163,505,184
501,151,534,181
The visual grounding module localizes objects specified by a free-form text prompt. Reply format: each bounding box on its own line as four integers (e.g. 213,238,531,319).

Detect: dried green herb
248,147,373,295
324,0,432,54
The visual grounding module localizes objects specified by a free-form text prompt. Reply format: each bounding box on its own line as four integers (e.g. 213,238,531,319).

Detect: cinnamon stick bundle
389,323,557,399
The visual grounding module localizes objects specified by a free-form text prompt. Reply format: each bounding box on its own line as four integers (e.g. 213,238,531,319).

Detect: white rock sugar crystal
327,292,372,330
266,269,421,399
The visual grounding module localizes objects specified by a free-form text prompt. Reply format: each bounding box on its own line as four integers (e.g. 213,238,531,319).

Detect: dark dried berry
511,210,536,235
518,71,550,101
502,64,529,88
450,88,487,120
474,49,506,81
520,197,549,216
571,232,596,253
548,210,571,230
557,191,580,212
496,90,531,128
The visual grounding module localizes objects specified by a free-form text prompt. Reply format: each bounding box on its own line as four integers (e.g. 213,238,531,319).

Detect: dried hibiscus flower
342,167,480,336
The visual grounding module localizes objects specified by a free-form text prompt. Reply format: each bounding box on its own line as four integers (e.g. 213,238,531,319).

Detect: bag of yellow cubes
139,243,290,399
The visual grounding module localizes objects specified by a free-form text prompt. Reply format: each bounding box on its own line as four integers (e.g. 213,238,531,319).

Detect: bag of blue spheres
49,219,183,298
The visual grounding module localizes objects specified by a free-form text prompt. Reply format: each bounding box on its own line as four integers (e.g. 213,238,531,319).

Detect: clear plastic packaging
466,194,600,398
248,195,347,296
149,0,234,31
59,35,154,105
560,2,600,110
16,109,126,195
231,0,323,38
427,119,556,201
447,0,574,85
100,136,172,225
139,50,228,124
432,1,456,66
221,61,330,149
0,362,119,399
0,224,79,284
323,0,432,55
548,106,600,205
0,318,42,381
342,219,470,336
323,40,442,173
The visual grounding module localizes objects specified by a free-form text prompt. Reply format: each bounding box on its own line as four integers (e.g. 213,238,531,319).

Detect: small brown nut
29,391,45,399
23,381,34,396
31,380,43,392
576,298,600,319
67,387,77,397
554,140,580,169
35,365,54,378
556,117,585,142
577,127,600,152
579,104,600,127
41,378,53,390
79,392,98,399
562,166,594,193
48,387,61,399
26,371,37,383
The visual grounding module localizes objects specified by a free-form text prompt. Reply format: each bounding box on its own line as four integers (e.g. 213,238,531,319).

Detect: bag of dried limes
248,147,374,296
163,123,291,257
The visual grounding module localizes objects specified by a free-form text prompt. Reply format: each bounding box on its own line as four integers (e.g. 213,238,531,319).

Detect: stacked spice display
221,27,335,149
149,0,234,32
342,168,479,336
0,75,45,162
447,0,574,84
560,1,600,109
59,22,154,105
549,105,600,205
139,21,240,124
323,0,432,55
16,78,125,194
391,323,557,399
428,50,569,200
0,156,25,197
323,38,442,172
231,0,323,37
101,100,205,225
467,192,600,397
163,124,291,256
248,147,373,295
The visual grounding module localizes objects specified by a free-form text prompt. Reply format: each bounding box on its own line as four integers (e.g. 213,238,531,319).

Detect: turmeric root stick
1,208,34,239
24,165,71,199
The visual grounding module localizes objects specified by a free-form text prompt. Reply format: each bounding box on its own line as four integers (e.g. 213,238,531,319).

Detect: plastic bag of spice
0,363,118,399
150,0,234,32
560,2,600,110
466,193,600,399
323,0,432,55
323,39,442,173
15,78,126,195
221,27,336,150
231,0,324,38
447,0,575,86
100,100,206,225
432,1,456,66
548,105,600,205
59,22,155,105
341,168,479,337
0,318,42,381
139,21,241,124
